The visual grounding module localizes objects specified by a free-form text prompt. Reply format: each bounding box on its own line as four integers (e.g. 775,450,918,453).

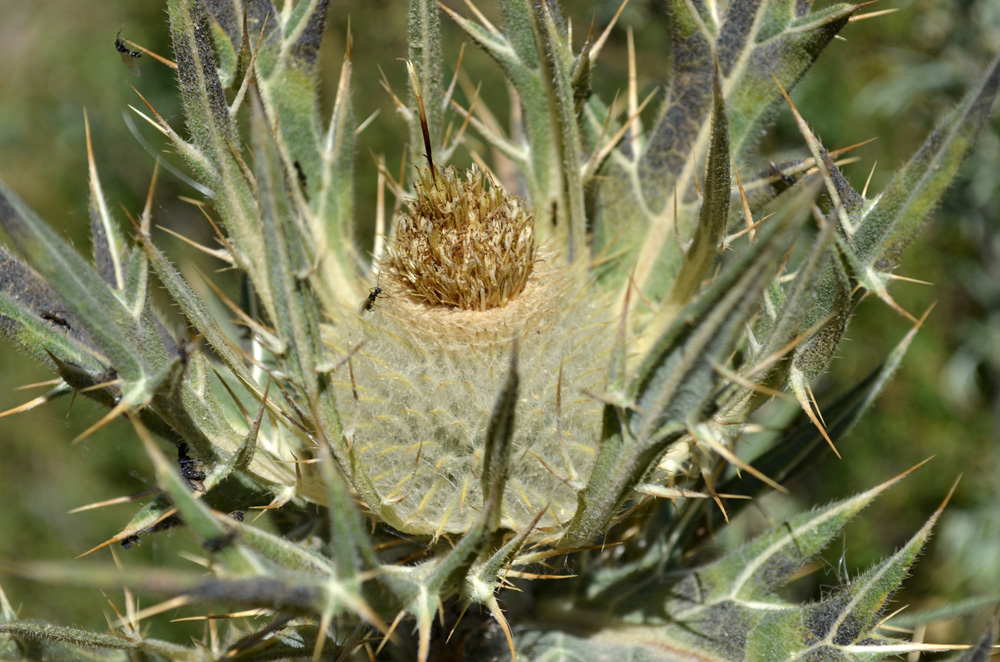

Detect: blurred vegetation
0,0,996,643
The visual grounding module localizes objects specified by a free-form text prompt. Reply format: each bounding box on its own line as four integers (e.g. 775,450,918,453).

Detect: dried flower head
385,165,536,311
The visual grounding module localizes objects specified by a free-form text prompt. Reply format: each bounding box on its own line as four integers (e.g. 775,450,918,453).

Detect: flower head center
384,165,536,310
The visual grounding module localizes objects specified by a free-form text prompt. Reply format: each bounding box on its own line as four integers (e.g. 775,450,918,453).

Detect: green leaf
85,123,126,292
254,0,328,182
664,63,731,309
820,515,939,645
562,184,816,547
516,629,690,662
167,0,272,315
0,183,144,381
2,560,327,618
0,247,105,370
594,0,856,297
701,317,926,537
744,494,950,661
631,184,816,437
317,439,380,577
854,54,1000,273
202,0,241,86
250,95,322,398
138,232,256,388
168,0,236,155
743,206,838,392
697,474,910,602
314,40,358,297
238,519,334,575
790,238,852,382
248,0,358,302
0,622,135,661
408,0,445,163
134,416,259,573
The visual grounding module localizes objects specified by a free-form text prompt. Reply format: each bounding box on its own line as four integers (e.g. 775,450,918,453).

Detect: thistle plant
1,0,998,660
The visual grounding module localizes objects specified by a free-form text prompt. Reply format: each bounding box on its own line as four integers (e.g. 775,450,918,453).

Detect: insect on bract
40,311,70,329
115,28,142,77
359,273,385,314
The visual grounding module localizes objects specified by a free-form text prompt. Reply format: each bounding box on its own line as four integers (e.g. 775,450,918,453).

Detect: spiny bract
0,0,998,661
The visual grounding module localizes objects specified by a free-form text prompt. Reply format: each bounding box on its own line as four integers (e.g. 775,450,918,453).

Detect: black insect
40,311,71,330
203,511,245,552
293,160,308,190
115,29,142,77
769,161,797,187
176,442,206,492
359,273,386,314
121,510,242,551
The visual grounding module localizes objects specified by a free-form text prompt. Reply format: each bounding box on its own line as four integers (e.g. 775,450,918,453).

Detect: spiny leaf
818,505,945,646
789,246,852,377
201,0,242,86
854,54,1000,272
631,183,817,436
138,229,256,388
167,0,272,314
317,437,380,577
4,559,333,622
0,246,104,370
408,0,445,166
530,0,587,263
597,0,856,295
251,93,322,393
315,33,358,297
742,484,957,661
239,517,334,575
0,183,145,381
132,414,259,573
695,467,922,603
663,61,731,310
743,206,839,392
700,314,927,537
563,183,817,547
249,0,328,155
638,0,713,213
0,621,190,661
168,0,236,154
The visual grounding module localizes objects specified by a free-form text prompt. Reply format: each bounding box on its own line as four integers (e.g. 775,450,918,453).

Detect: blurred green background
0,0,997,648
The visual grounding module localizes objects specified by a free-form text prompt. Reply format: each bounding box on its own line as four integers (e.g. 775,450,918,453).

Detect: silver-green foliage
0,0,998,660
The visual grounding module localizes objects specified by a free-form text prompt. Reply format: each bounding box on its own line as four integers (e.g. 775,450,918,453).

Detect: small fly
115,29,143,77
359,273,386,314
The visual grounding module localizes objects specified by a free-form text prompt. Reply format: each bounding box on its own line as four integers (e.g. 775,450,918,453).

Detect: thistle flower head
333,165,615,536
